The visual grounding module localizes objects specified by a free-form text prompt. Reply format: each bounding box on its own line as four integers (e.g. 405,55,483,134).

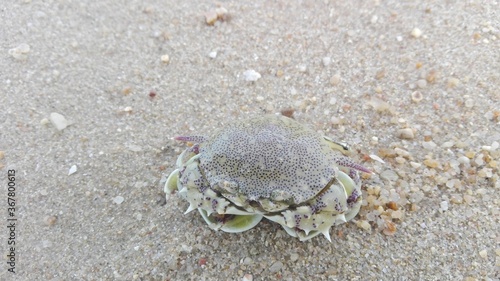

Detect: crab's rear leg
174,135,208,143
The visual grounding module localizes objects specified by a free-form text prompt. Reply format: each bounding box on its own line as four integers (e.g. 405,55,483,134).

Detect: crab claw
164,169,180,199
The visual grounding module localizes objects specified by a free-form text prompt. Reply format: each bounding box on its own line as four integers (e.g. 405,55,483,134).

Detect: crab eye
323,137,350,154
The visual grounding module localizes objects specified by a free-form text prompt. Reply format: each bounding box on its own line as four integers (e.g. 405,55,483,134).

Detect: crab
165,115,371,241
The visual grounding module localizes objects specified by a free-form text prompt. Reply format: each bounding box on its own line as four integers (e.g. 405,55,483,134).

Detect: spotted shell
200,116,341,209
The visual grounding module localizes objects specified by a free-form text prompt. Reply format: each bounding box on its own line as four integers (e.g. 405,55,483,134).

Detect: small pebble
161,54,170,64
113,196,125,205
330,74,341,85
322,57,331,66
423,159,439,168
441,141,454,148
297,64,307,73
422,141,437,150
369,97,391,112
383,220,397,236
242,274,253,281
395,156,406,164
394,147,410,158
50,112,69,131
44,215,57,226
411,91,423,102
243,69,261,82
269,261,283,273
447,77,460,88
205,10,218,25
215,7,228,20
380,170,399,181
474,154,484,166
411,28,423,38
290,253,299,262
397,128,415,139
479,250,488,259
386,201,398,210
440,201,449,211
8,43,31,60
417,79,427,88
410,161,422,169
357,220,371,231
68,165,77,176
208,51,217,59
391,210,403,219
40,118,50,125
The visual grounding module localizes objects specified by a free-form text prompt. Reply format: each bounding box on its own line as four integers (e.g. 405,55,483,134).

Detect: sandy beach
2,1,499,280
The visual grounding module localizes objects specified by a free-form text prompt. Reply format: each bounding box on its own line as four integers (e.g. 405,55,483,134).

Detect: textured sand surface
2,1,499,280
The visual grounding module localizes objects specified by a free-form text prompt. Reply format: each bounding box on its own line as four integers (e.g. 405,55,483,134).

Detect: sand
1,0,498,280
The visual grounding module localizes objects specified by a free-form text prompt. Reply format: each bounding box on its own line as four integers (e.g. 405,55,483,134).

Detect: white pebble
49,112,69,131
160,54,170,64
297,64,307,73
411,28,423,38
208,51,217,59
242,274,253,281
474,154,484,166
40,118,50,125
417,79,427,88
441,141,454,148
398,128,415,139
370,154,385,164
322,57,331,66
113,196,125,205
8,43,31,60
440,201,449,211
410,161,421,169
457,156,470,164
479,250,488,259
329,97,337,105
490,141,499,151
380,170,399,181
394,147,410,158
422,141,437,150
243,69,261,82
68,165,77,175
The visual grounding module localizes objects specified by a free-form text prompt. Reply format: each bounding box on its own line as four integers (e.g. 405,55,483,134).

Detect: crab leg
174,135,208,143
334,156,372,174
